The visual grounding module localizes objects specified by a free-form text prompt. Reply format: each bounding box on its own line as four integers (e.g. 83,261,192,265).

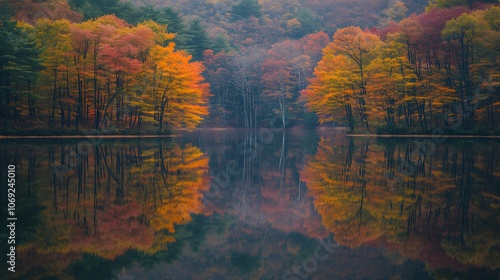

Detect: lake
1,129,499,279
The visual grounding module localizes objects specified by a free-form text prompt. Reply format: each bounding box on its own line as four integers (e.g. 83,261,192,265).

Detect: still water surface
1,129,499,279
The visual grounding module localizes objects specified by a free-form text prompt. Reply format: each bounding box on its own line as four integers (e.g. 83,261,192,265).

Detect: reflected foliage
1,131,500,279
302,134,500,274
1,139,208,279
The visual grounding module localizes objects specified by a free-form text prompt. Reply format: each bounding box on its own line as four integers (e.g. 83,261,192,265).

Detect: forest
1,0,500,134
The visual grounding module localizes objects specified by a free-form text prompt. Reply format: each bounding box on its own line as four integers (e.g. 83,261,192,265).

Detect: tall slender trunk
359,43,369,131
66,66,71,128
59,86,64,127
77,73,82,130
51,68,57,128
93,40,99,129
159,85,169,132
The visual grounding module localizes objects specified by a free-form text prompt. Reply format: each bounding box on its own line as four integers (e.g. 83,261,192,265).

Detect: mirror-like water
1,129,499,279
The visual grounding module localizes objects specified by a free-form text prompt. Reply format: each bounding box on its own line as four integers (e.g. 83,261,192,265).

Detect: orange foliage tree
17,15,209,132
302,6,500,133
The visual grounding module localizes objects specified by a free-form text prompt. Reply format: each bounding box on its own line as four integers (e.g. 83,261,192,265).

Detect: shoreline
2,126,500,139
0,135,177,139
347,134,500,139
2,133,500,139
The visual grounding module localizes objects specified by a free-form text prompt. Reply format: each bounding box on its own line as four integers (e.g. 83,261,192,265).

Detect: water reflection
301,134,500,278
193,129,325,238
1,139,209,279
0,131,499,279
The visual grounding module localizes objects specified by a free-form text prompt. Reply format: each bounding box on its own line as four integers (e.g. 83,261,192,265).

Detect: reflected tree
301,136,500,270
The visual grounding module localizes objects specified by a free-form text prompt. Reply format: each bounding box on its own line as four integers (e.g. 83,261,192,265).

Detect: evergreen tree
69,0,138,21
231,0,262,21
290,8,321,38
427,0,498,9
0,13,43,130
162,7,190,50
212,34,231,53
185,19,212,61
162,7,186,34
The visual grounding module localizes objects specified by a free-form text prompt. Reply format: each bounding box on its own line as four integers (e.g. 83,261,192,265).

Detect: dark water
1,129,499,279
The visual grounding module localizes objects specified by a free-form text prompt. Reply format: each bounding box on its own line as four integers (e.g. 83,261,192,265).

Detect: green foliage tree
293,8,321,38
211,34,231,53
185,19,212,61
161,7,190,49
0,13,42,130
69,0,136,20
130,5,190,49
231,0,262,21
379,0,408,27
427,0,498,9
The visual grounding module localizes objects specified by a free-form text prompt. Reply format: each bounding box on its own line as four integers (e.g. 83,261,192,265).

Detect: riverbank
3,126,500,139
0,135,177,139
347,134,500,139
0,127,174,138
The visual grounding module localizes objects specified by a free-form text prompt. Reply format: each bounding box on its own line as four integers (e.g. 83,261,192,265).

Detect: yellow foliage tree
149,44,209,131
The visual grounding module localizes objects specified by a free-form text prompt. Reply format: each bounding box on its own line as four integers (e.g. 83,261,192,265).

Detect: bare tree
229,47,266,128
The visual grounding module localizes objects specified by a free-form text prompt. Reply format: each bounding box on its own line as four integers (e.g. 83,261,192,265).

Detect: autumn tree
5,0,84,24
365,35,415,127
302,27,382,131
149,43,209,131
330,27,383,130
393,8,468,130
303,5,500,133
472,6,500,127
31,18,74,128
262,40,313,128
261,58,293,128
202,50,234,126
229,47,266,128
442,13,487,129
300,31,331,65
13,15,209,133
302,53,357,130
